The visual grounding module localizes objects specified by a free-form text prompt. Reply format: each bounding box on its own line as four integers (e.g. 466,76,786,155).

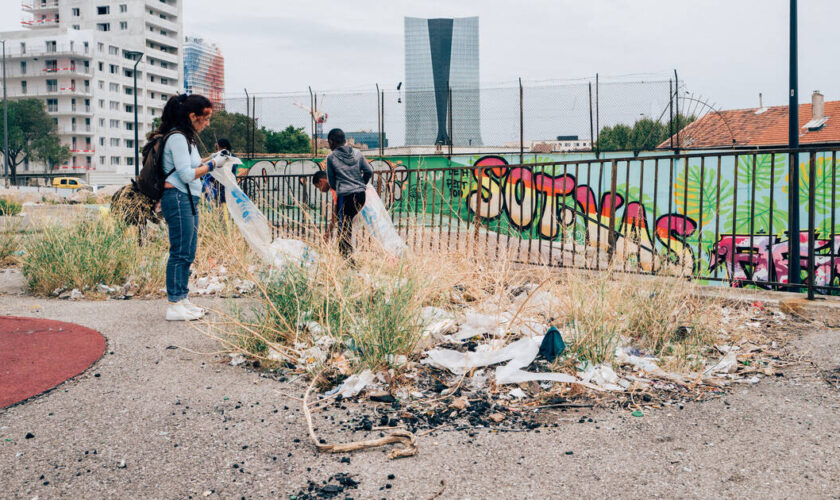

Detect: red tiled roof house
659,92,840,149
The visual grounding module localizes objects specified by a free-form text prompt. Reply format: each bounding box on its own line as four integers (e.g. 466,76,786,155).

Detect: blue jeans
161,189,199,302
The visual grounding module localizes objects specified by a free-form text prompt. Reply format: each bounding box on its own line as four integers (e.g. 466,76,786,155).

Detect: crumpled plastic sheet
614,347,688,384
703,350,738,375
450,311,548,342
327,369,376,398
578,363,626,391
422,335,579,385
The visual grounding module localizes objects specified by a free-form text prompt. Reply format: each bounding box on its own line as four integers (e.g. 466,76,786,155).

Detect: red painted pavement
0,316,106,408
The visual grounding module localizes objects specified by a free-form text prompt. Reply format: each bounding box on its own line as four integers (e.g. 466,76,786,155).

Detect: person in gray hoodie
325,128,373,256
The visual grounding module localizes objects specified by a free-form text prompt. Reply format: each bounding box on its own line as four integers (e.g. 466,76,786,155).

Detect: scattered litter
509,388,527,399
328,370,375,398
579,363,625,391
631,411,644,417
468,370,488,392
704,351,738,376
228,353,246,366
298,346,327,368
96,284,116,294
423,335,580,386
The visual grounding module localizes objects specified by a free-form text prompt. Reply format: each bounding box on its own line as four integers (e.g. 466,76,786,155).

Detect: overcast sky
1,0,838,110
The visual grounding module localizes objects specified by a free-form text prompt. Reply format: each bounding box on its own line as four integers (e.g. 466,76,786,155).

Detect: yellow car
52,177,89,190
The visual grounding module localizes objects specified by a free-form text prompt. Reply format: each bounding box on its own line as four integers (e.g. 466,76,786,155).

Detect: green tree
263,125,311,154
197,110,265,155
597,124,633,151
0,99,71,183
597,114,695,152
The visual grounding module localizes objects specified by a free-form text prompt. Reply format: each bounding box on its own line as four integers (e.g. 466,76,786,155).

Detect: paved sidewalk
1,296,839,499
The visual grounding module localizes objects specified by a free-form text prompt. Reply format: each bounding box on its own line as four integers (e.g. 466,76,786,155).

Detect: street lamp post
127,51,144,177
2,40,9,186
788,0,801,287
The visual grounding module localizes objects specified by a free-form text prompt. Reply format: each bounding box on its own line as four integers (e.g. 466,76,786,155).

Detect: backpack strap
158,130,183,179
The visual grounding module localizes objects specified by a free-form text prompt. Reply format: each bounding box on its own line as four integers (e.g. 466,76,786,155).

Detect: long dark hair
149,94,212,146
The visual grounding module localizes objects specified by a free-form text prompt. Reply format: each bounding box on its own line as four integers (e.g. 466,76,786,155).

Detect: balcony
60,125,94,135
145,13,179,34
3,45,92,60
149,49,179,65
145,30,179,50
148,65,179,81
42,66,91,76
147,0,178,17
50,106,93,116
69,148,96,154
21,17,60,29
22,1,60,11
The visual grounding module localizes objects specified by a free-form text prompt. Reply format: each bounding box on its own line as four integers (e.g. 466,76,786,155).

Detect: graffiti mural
711,233,840,288
463,156,698,272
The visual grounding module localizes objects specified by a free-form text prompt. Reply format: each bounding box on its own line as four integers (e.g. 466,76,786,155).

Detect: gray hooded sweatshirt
326,146,373,197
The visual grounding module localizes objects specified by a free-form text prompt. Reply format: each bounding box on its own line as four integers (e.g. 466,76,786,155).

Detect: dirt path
1,296,838,499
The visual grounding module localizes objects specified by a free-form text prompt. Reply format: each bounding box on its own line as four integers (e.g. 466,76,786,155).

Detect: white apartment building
1,0,183,184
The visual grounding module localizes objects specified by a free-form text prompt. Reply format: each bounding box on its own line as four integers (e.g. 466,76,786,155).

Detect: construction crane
293,101,328,139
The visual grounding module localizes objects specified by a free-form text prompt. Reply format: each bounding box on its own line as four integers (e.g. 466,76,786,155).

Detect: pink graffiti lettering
711,233,840,287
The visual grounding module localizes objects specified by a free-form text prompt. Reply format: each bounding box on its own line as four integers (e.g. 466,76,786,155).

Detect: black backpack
137,130,180,200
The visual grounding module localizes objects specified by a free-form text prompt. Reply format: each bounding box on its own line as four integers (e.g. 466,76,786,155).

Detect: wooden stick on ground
302,370,418,460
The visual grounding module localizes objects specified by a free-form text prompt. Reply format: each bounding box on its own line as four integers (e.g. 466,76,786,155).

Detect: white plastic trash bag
356,185,408,257
211,163,318,269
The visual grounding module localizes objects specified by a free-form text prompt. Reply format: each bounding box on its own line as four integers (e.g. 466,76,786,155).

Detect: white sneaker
182,298,206,316
166,301,202,321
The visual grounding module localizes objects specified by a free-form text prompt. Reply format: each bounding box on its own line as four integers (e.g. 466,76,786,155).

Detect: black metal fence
239,147,840,298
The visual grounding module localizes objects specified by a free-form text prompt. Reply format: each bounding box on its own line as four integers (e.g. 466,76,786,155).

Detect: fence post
376,84,381,158
807,151,816,300
309,86,315,157
674,69,681,153
588,82,595,153
595,73,600,159
607,160,618,262
447,85,453,158
381,91,385,157
669,79,674,151
519,77,524,165
244,88,250,159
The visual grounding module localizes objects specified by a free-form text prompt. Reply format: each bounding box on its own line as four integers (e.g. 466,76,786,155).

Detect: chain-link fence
225,77,684,157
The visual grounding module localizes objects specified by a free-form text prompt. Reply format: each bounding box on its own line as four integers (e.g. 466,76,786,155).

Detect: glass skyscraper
404,17,482,146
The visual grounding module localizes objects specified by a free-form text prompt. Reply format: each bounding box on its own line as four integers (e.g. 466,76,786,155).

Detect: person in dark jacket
325,128,372,256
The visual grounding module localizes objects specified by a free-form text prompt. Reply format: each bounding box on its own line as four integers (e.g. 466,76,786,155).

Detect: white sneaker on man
165,301,202,321
182,298,206,316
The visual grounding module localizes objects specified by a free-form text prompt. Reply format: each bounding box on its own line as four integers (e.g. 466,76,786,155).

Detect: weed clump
0,198,22,216
22,217,145,294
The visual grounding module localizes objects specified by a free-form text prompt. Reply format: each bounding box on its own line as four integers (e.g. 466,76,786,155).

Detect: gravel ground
1,295,839,499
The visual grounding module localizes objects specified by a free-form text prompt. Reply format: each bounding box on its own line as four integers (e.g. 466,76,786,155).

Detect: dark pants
337,191,366,257
161,189,199,302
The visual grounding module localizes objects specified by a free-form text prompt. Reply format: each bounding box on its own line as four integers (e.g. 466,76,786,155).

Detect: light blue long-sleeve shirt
162,132,202,196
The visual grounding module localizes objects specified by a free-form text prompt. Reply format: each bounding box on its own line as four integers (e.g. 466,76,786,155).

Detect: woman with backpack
151,94,225,321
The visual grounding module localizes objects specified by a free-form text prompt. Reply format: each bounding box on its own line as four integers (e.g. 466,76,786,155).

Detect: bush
0,198,22,216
